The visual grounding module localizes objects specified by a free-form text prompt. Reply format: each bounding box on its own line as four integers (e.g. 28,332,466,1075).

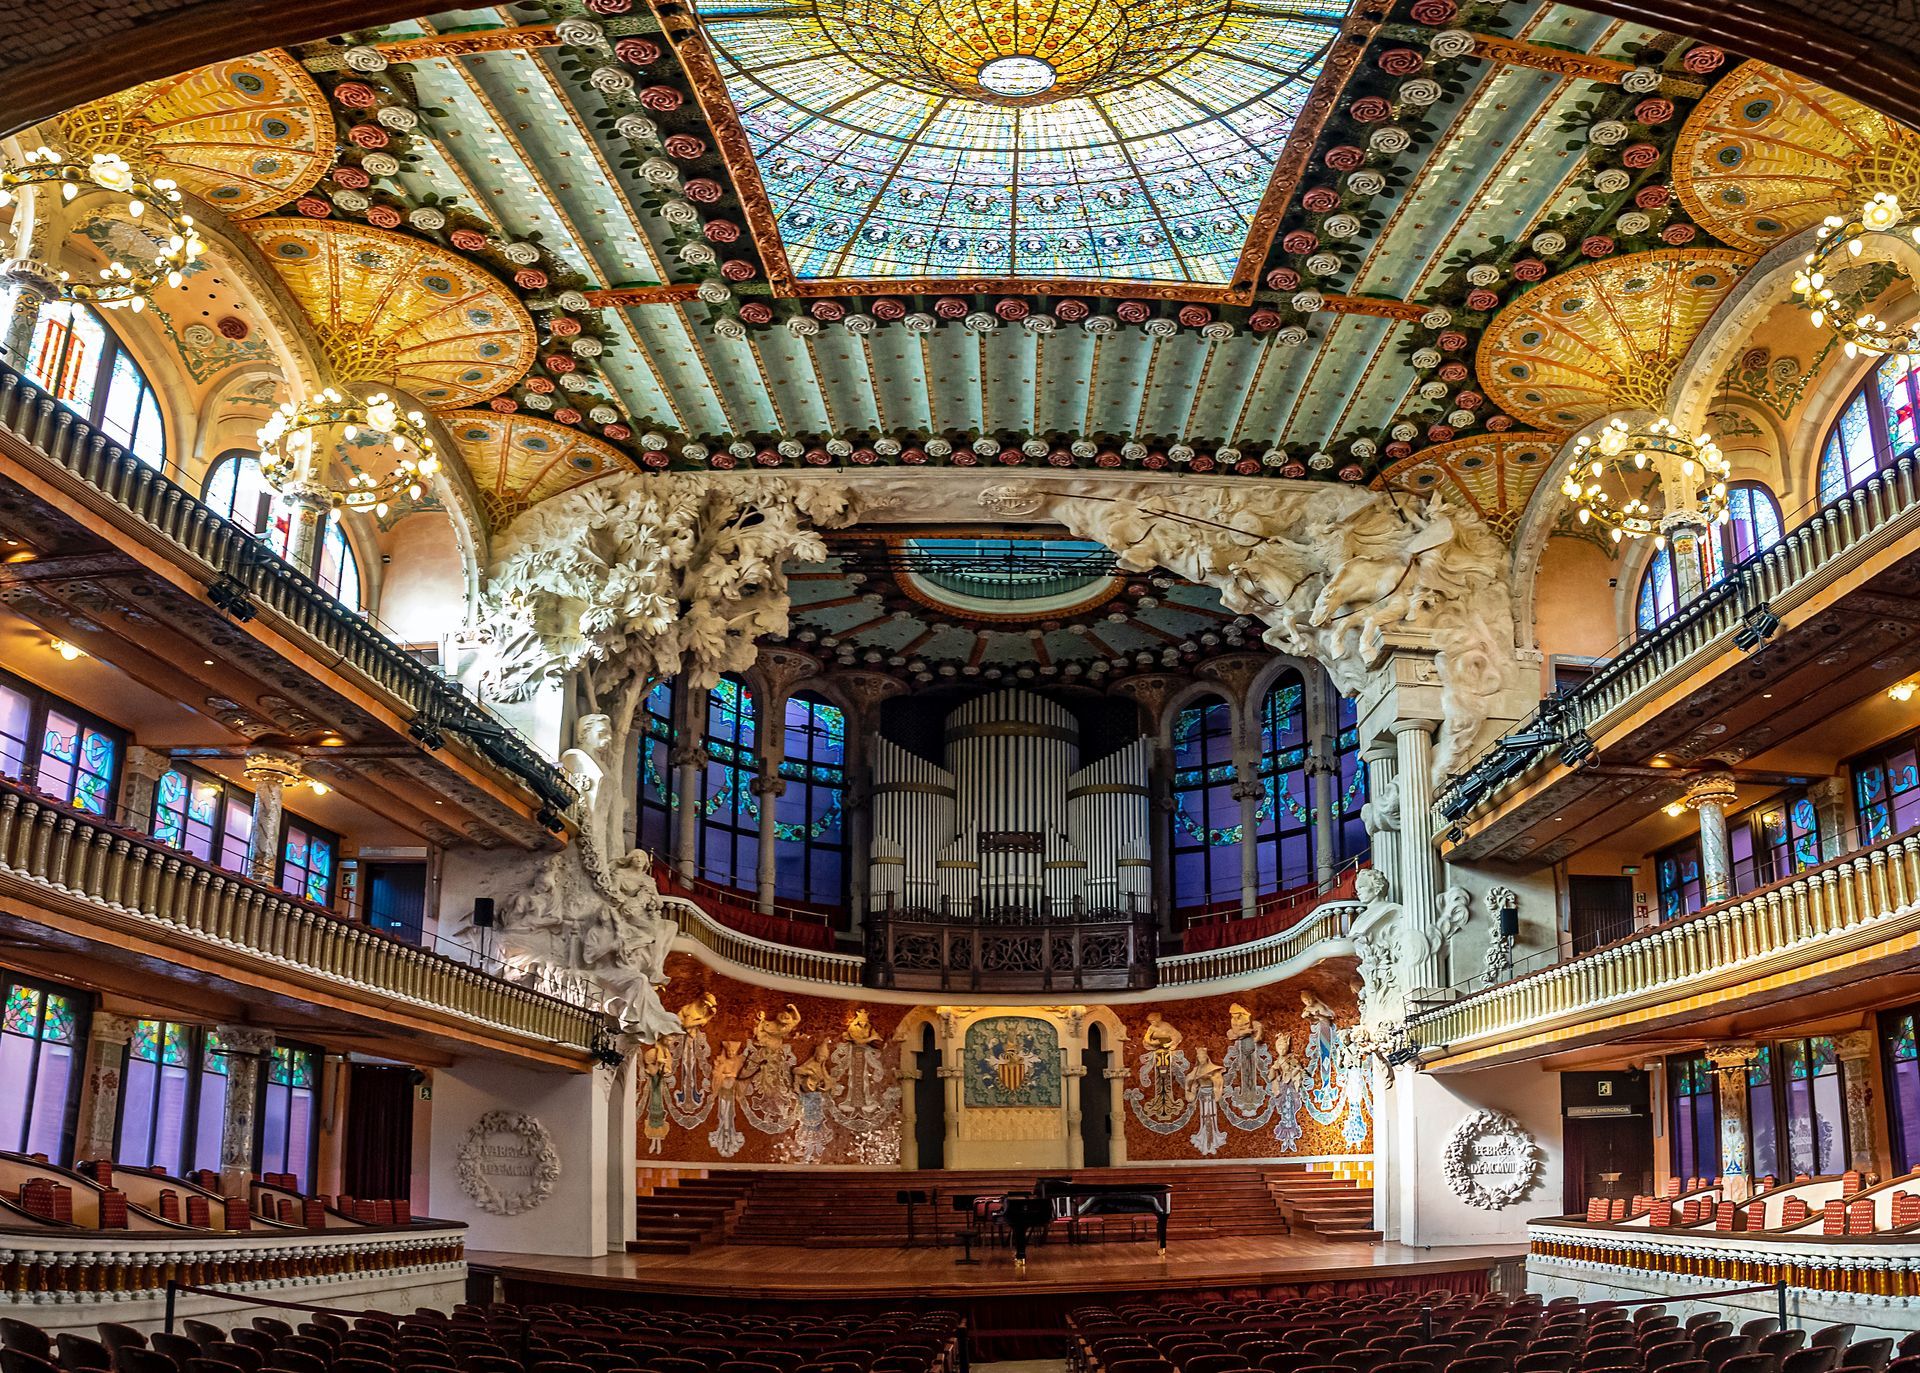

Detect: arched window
1254,673,1312,895
636,679,676,858
1634,481,1784,634
24,302,166,469
774,692,847,907
1333,694,1368,862
1816,355,1920,505
1170,694,1239,912
203,451,362,610
697,677,758,893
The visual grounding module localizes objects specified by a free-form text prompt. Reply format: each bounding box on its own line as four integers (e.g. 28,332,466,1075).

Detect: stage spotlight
1558,732,1596,768
1734,604,1781,652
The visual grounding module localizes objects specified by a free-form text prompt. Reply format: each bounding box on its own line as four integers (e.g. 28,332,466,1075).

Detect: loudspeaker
472,897,496,930
1498,908,1519,939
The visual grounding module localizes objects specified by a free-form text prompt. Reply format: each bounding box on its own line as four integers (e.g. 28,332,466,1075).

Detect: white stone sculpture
1360,777,1400,837
1442,1108,1541,1210
468,474,866,1042
1033,484,1518,781
455,1110,560,1216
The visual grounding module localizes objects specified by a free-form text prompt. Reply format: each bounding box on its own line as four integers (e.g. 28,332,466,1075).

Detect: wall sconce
1891,680,1918,703
1664,802,1686,818
51,639,83,661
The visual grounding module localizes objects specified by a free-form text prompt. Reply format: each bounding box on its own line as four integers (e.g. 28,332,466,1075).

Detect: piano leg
1155,1209,1168,1259
1011,1220,1029,1273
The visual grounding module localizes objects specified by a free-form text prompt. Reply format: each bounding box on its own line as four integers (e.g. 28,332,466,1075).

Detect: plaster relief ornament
1442,1108,1542,1210
455,1111,560,1216
472,474,866,1041
1031,484,1519,781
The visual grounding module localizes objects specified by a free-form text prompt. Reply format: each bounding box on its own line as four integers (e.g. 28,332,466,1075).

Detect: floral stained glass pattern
0,979,82,1161
695,0,1353,284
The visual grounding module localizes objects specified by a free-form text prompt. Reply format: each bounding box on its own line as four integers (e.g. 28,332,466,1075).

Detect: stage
469,1233,1524,1305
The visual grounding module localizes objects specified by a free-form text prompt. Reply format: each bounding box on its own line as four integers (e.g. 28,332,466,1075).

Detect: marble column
1685,770,1738,905
1808,776,1849,860
1105,1065,1131,1165
752,773,785,914
1393,720,1441,988
898,1058,920,1170
1310,754,1339,886
1835,1030,1883,1180
215,1027,275,1197
1707,1044,1761,1202
1232,760,1262,920
938,1062,963,1166
115,745,171,833
671,741,703,883
242,748,302,885
1063,1060,1087,1169
1362,744,1399,900
73,1014,138,1163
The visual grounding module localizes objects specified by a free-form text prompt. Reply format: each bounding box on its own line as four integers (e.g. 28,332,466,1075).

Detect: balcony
0,362,575,845
0,773,600,1064
1439,456,1920,865
863,896,1159,993
1410,826,1920,1069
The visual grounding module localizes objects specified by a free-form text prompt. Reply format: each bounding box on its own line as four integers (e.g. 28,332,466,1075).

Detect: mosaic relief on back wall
641,955,1371,1167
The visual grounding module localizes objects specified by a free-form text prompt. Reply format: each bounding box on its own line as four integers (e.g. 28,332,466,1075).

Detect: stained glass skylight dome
694,0,1353,286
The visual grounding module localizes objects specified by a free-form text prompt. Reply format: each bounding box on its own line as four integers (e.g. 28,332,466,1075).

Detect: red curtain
344,1064,415,1203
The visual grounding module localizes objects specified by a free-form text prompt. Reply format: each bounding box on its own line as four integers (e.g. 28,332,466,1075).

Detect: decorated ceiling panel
29,0,1866,519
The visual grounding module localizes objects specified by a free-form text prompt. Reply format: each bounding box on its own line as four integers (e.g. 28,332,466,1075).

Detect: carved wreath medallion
456,1110,561,1216
1442,1108,1541,1210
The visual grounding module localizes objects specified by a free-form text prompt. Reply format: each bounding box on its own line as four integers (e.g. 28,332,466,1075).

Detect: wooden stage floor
470,1235,1524,1303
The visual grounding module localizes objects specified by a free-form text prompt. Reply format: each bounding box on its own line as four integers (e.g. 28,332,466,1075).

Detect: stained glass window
27,303,163,470
1635,483,1783,637
1819,376,1903,506
1744,792,1822,892
151,765,248,866
1886,1010,1920,1175
1668,1051,1720,1181
194,1028,230,1174
637,679,678,859
1334,694,1368,864
774,692,848,906
1852,732,1920,845
1782,1036,1848,1176
1171,694,1239,912
0,976,84,1162
204,452,362,611
258,1045,318,1191
280,822,335,907
698,677,759,892
118,1020,195,1175
0,681,31,781
1747,1046,1778,1183
1254,674,1312,896
693,0,1352,285
1655,837,1704,920
34,709,117,816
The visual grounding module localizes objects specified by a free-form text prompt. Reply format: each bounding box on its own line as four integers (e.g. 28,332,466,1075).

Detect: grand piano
999,1177,1172,1270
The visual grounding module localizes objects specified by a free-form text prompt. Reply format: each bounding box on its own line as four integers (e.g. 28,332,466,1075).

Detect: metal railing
0,774,600,1051
1411,826,1920,1055
1439,453,1920,826
0,363,576,817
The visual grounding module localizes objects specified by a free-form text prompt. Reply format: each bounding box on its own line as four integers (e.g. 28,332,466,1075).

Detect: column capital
242,747,303,790
121,745,172,786
214,1026,276,1056
1704,1043,1762,1073
1833,1029,1877,1063
1390,717,1439,738
89,1014,140,1046
1,257,61,292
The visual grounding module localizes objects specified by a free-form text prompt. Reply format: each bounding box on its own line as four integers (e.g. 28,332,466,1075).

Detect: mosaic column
115,745,171,833
897,1056,919,1170
1835,1030,1883,1179
1706,1044,1761,1201
1393,720,1441,989
73,1014,138,1163
279,484,335,579
1361,744,1398,902
671,681,704,887
1685,768,1738,905
1,258,59,369
938,1059,963,1164
243,748,302,885
1668,522,1711,605
215,1027,275,1197
1232,760,1262,921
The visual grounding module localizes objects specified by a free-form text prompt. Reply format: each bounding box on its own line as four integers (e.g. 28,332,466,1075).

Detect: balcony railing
661,895,865,987
1160,899,1360,988
0,363,575,817
1529,1219,1920,1300
864,896,1158,992
0,775,600,1051
1410,827,1920,1057
1439,454,1920,826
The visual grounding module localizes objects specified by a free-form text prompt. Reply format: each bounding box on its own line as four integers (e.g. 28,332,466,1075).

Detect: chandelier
1792,192,1920,359
0,147,203,311
256,389,441,520
1562,416,1730,547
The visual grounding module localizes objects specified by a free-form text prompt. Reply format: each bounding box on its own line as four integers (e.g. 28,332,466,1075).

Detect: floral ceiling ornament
1793,192,1920,359
0,147,204,311
1562,415,1729,548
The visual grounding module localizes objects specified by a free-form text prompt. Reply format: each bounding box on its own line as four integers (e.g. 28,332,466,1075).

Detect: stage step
1265,1171,1378,1244
632,1174,750,1252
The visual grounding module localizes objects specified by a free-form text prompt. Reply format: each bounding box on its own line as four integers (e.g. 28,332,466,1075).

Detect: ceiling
26,0,1920,539
778,530,1261,685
